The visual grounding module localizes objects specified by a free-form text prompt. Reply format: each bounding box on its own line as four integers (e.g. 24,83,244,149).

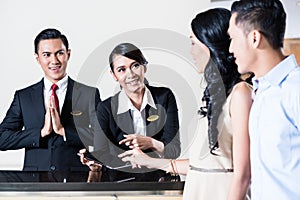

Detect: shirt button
50,166,56,171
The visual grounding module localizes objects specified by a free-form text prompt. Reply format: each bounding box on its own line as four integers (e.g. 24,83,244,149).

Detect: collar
117,86,157,114
254,55,298,88
44,75,69,92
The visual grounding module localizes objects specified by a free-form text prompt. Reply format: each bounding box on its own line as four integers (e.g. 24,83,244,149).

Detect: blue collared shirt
249,55,300,199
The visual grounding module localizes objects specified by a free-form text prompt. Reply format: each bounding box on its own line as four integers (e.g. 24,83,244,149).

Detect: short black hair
34,28,69,54
231,0,286,49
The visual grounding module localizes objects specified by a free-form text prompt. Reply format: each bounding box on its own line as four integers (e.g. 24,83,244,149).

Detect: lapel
60,78,82,119
52,78,81,144
111,95,134,135
30,79,46,125
145,104,166,137
145,86,166,137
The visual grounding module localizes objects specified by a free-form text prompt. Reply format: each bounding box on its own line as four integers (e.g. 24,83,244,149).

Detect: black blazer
93,85,180,169
0,77,101,171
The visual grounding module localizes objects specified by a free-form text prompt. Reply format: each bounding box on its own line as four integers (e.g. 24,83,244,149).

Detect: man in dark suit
0,28,101,171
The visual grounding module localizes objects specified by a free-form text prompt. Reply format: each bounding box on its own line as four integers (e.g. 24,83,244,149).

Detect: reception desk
0,171,184,199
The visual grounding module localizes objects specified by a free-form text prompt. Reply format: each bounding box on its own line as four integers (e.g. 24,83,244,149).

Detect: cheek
39,58,49,66
190,46,199,57
115,73,126,82
60,56,69,63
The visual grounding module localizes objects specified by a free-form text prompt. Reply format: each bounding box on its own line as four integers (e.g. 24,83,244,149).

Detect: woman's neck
126,87,145,111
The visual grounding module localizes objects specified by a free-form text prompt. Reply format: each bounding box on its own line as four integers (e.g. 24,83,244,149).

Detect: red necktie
51,84,59,113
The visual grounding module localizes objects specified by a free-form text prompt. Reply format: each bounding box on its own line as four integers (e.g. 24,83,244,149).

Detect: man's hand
41,96,65,137
50,107,65,136
41,107,53,137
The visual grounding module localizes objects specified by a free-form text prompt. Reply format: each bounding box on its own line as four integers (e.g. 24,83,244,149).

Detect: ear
67,49,71,60
34,53,40,64
250,30,262,49
110,70,118,81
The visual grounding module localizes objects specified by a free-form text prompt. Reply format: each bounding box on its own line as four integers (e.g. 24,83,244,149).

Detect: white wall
210,0,300,38
0,0,209,169
2,0,298,170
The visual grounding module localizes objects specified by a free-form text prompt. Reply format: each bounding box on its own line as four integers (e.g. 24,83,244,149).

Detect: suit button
50,166,56,171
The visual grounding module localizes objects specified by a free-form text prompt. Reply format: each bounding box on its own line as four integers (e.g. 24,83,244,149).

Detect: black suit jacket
93,85,180,169
0,77,101,171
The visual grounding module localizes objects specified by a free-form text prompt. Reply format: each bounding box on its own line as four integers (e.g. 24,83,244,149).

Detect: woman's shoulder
97,95,114,111
231,81,252,97
146,85,173,95
229,81,253,112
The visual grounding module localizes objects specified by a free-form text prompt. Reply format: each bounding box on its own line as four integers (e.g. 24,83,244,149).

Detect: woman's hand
87,171,102,182
119,134,154,150
79,149,102,172
118,148,152,168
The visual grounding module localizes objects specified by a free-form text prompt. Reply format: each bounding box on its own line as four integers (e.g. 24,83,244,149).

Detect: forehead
38,39,66,51
228,13,238,34
113,55,135,67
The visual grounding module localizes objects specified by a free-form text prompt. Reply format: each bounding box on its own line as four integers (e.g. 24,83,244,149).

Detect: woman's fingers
118,150,134,158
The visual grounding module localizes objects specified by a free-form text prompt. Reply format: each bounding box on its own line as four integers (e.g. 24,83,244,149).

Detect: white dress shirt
117,86,157,136
43,75,68,114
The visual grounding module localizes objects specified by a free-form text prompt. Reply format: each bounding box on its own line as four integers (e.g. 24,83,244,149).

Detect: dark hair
109,43,148,72
34,28,69,54
191,8,241,153
231,0,286,49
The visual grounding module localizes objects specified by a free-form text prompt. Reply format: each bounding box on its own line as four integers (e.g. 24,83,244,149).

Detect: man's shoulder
283,67,300,88
72,80,98,91
17,79,43,94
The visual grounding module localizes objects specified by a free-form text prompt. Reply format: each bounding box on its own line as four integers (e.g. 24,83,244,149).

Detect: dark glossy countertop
0,171,184,192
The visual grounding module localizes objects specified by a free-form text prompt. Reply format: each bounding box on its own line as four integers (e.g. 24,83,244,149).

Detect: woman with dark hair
119,8,252,199
80,43,181,182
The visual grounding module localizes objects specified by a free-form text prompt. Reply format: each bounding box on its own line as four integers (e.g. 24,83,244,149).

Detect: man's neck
254,49,285,78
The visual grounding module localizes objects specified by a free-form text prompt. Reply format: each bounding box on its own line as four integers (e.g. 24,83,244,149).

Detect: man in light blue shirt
228,0,300,199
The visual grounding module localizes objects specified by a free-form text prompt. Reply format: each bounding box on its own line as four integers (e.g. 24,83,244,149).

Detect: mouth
126,78,139,86
48,66,61,72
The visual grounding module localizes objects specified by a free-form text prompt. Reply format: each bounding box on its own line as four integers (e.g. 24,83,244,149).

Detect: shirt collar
117,86,157,114
44,75,69,92
258,55,298,87
252,77,259,92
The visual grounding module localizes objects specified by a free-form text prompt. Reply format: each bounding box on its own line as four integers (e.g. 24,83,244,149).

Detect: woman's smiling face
111,54,146,95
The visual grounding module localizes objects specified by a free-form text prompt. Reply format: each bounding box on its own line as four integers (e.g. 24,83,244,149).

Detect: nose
229,41,233,54
126,68,135,78
50,54,59,65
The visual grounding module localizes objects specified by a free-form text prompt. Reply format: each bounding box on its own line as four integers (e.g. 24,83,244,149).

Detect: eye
117,67,126,73
42,53,50,57
132,63,140,69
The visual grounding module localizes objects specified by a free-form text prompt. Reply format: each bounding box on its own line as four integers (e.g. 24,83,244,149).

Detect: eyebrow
115,61,138,71
41,49,65,54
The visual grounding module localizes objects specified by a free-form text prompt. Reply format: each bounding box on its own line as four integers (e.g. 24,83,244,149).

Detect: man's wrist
56,127,65,136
